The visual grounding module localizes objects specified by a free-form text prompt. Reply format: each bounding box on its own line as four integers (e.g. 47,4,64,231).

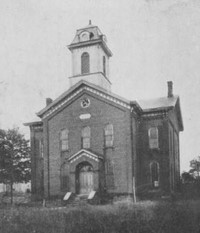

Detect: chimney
167,81,173,98
46,98,53,106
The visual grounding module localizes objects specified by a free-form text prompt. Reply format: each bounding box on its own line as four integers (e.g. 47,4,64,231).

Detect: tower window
103,56,106,75
60,129,69,151
148,127,159,149
104,124,114,147
90,32,94,40
81,126,91,149
150,162,159,188
81,52,90,74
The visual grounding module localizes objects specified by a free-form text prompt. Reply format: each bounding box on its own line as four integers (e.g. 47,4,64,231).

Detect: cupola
68,21,112,91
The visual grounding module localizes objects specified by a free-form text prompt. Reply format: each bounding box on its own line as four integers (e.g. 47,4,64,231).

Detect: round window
81,98,90,108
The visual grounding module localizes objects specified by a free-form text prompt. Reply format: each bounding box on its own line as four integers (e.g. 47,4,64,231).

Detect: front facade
25,22,183,200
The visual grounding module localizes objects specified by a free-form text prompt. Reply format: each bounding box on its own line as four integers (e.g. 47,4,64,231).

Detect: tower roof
71,20,103,43
68,21,112,57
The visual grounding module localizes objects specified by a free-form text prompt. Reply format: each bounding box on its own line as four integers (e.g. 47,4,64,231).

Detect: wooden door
79,164,94,194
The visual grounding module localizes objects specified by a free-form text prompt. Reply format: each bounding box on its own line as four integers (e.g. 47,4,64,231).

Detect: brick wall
31,93,181,199
30,127,43,199
168,109,181,191
43,91,135,197
136,117,171,193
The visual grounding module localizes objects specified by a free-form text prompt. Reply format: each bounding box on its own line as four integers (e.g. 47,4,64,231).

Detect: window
89,32,94,40
148,127,159,149
150,162,159,188
81,52,90,74
106,160,115,188
82,126,91,149
81,32,89,41
104,124,114,147
106,159,114,174
60,129,69,151
103,56,106,75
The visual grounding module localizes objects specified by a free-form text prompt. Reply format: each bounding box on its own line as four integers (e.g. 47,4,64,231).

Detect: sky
0,0,200,171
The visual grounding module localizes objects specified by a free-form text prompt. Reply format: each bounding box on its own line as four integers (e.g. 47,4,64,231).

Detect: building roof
138,95,184,131
23,120,43,127
68,149,103,163
71,24,103,44
68,22,112,57
138,95,179,112
36,80,183,131
36,80,134,119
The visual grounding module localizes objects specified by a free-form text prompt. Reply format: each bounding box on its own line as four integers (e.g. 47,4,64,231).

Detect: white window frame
104,124,114,148
81,126,91,149
148,127,159,149
81,52,90,74
60,129,69,151
150,161,160,188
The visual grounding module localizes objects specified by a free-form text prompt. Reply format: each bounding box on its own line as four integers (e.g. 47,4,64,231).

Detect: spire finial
89,20,92,25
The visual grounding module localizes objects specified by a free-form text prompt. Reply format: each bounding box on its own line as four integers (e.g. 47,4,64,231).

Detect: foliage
190,156,200,179
0,200,200,233
0,128,31,184
181,171,195,183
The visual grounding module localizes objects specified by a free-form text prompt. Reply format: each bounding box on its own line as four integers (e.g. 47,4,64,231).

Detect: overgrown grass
0,200,200,233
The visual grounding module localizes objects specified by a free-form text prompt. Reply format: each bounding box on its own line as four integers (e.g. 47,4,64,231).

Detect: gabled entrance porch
68,149,104,195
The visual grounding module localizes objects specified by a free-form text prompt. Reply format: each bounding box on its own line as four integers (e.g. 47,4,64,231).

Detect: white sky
0,0,200,171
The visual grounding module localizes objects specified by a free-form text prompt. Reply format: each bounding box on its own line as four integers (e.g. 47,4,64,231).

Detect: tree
0,128,31,204
189,156,200,180
181,171,195,183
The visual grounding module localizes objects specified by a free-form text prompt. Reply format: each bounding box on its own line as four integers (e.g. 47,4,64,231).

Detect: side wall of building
168,108,181,191
30,127,44,199
136,115,170,194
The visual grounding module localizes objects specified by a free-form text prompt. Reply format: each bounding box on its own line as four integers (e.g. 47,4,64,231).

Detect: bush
0,200,200,233
181,181,200,199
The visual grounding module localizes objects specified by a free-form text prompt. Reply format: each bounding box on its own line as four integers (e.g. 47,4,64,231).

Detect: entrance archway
76,162,94,194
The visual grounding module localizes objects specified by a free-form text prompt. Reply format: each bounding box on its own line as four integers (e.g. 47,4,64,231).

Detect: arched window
148,127,159,149
81,52,90,74
150,162,159,188
60,129,69,151
103,56,106,75
81,126,91,149
89,32,94,40
104,124,114,147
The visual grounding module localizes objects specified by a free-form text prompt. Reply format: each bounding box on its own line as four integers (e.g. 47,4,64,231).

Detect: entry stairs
63,191,100,205
67,194,88,206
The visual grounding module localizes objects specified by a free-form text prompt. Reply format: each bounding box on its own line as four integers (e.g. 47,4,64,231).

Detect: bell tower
68,21,112,91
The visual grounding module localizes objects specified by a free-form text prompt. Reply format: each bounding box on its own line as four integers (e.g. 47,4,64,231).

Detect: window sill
149,147,160,151
82,147,91,150
104,146,115,150
61,149,70,154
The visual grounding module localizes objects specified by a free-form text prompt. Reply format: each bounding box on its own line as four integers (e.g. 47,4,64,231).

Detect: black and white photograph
0,0,200,232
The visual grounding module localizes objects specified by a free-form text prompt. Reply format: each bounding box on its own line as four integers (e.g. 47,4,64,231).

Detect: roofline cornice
69,71,112,85
141,111,169,120
23,121,43,127
37,81,131,120
130,101,143,115
68,39,112,57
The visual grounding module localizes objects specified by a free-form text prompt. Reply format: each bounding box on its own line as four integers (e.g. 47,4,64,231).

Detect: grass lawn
0,199,200,233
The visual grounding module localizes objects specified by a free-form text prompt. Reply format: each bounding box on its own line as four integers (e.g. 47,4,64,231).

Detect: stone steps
66,194,89,206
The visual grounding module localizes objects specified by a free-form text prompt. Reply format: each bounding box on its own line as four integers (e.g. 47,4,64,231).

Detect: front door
78,163,94,194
